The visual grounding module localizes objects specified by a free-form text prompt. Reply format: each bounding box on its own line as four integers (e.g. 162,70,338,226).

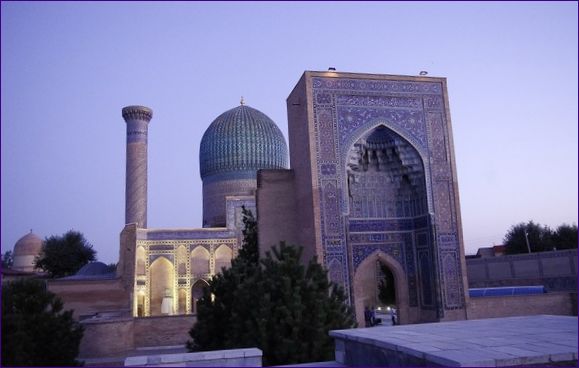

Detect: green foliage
237,205,259,265
2,279,84,366
35,230,96,278
1,250,13,268
106,262,118,273
188,209,355,365
504,221,578,254
377,263,396,306
552,224,578,250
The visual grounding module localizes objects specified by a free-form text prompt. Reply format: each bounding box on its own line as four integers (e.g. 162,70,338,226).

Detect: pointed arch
342,122,432,215
214,244,232,273
191,246,210,275
343,125,429,220
149,256,174,316
191,279,209,314
353,250,409,326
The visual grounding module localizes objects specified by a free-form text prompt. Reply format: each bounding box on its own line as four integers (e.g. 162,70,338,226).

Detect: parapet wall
134,315,196,348
467,249,577,291
125,347,262,367
78,315,196,359
467,292,577,320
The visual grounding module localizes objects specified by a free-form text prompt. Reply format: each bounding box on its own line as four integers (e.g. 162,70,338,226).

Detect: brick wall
133,315,196,347
467,292,577,320
78,315,196,359
47,278,130,319
79,318,134,358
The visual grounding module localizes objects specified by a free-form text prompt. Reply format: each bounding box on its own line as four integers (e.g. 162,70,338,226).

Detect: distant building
476,244,506,258
12,231,43,272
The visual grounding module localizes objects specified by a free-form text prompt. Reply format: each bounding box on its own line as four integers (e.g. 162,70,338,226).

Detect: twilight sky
2,2,577,264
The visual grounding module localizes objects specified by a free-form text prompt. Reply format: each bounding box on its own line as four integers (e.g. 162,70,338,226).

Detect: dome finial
240,96,245,106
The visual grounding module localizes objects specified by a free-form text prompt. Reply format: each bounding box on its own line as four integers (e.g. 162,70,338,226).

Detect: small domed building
12,231,43,272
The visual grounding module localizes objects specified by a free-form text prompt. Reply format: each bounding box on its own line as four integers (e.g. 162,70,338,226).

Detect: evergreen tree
35,230,96,278
2,279,84,366
552,223,578,250
188,206,261,351
237,206,259,265
188,208,355,365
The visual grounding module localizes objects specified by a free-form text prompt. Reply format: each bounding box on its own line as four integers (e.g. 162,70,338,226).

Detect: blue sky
2,2,577,263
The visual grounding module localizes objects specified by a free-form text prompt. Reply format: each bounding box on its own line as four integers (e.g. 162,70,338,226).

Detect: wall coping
125,347,262,367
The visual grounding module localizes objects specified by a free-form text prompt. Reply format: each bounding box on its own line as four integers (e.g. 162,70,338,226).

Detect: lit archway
149,256,174,316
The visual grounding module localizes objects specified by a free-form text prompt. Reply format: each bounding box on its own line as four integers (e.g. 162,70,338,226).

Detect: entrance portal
353,251,409,326
347,125,434,324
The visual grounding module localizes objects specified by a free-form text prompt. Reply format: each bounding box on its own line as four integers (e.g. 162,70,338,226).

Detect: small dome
14,232,43,256
12,231,43,272
199,104,289,179
75,262,111,276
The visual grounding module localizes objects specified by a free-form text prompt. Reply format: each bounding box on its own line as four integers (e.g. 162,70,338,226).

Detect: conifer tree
188,209,356,365
2,279,84,366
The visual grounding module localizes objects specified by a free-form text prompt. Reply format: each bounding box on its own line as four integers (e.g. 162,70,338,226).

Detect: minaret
122,105,152,228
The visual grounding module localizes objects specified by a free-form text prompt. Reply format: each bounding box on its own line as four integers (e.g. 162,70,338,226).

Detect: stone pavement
330,315,578,366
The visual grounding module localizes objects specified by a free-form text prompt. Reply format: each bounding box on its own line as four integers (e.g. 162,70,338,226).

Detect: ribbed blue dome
200,105,289,179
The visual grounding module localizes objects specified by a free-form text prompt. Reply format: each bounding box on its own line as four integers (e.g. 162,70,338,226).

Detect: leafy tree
552,224,578,250
188,209,355,365
1,250,13,269
378,262,396,306
504,221,553,254
2,279,84,366
35,230,96,278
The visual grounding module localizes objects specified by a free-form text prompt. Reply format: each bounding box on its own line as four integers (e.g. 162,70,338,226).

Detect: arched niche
345,125,427,219
214,244,232,273
149,256,175,316
191,279,209,314
191,246,210,275
136,246,146,276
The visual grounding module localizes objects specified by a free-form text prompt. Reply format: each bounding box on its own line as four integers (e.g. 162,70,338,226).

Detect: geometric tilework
310,74,466,317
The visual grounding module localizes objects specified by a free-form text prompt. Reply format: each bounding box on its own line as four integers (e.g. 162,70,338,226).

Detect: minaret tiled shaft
122,105,152,228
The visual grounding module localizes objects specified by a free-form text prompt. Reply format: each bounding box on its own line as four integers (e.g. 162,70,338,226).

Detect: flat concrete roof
330,315,578,366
